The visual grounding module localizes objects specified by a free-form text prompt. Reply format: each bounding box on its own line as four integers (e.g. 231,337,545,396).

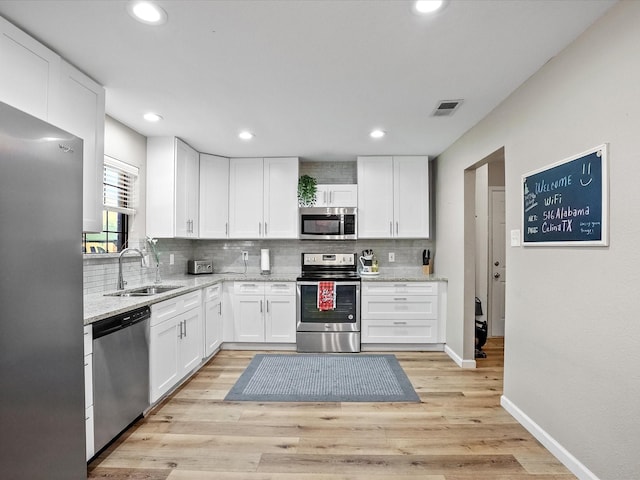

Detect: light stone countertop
84,272,299,325
84,270,447,325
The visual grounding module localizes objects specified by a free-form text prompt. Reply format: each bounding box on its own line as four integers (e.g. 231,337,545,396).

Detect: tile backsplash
83,237,434,294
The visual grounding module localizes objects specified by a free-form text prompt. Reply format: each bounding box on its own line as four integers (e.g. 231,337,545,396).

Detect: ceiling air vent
432,99,463,117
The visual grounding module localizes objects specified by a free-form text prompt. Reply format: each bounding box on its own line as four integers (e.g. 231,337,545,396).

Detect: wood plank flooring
88,338,576,479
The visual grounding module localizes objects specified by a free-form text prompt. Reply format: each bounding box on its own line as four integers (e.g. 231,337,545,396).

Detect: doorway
468,148,505,363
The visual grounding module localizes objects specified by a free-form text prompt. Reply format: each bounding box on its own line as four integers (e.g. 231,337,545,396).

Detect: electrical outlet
169,253,175,265
242,251,249,261
389,252,395,262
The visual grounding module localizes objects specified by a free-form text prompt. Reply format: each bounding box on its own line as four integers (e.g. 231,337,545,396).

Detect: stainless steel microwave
299,207,357,240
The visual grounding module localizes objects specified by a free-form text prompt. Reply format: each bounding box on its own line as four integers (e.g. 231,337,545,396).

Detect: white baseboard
500,395,600,480
444,344,476,368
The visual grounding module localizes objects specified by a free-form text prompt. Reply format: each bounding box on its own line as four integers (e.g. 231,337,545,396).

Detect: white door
489,188,506,336
357,156,394,238
228,158,263,238
175,139,199,237
394,156,429,238
265,296,296,343
263,157,298,238
149,317,179,403
199,154,230,238
204,299,222,357
178,308,203,376
234,295,265,342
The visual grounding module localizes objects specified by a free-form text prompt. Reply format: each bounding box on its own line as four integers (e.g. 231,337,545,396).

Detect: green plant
297,174,317,207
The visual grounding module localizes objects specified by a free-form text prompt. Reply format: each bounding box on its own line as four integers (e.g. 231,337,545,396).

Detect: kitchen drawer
84,353,93,408
204,282,222,302
234,282,266,295
265,282,295,296
361,295,438,321
362,282,438,296
84,325,92,354
151,290,202,326
181,290,202,311
362,319,438,343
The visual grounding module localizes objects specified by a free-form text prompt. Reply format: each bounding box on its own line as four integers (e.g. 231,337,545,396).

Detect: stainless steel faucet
118,248,146,290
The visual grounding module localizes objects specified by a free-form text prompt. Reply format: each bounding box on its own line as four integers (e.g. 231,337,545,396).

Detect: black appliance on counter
296,253,361,352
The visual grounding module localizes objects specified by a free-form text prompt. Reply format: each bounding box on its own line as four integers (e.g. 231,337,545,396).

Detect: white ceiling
0,0,616,161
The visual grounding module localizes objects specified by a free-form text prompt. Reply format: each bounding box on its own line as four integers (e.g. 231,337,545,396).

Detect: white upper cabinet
52,61,105,233
1,17,106,233
147,137,200,238
229,157,298,239
199,154,230,239
263,157,299,238
315,184,357,207
228,158,264,238
357,155,430,238
0,16,60,122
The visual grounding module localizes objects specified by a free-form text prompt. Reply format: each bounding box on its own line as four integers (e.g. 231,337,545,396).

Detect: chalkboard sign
522,144,608,246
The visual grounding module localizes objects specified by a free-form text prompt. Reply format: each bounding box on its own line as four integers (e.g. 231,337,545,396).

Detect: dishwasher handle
92,306,151,339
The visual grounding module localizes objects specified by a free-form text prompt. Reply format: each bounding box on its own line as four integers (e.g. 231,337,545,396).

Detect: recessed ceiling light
127,1,168,25
370,129,386,139
414,0,446,15
143,112,163,122
238,131,254,140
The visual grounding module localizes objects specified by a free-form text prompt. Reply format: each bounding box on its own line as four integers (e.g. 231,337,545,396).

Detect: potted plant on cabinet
298,174,317,207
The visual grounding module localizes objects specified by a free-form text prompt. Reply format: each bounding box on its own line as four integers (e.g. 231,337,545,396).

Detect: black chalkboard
522,144,608,246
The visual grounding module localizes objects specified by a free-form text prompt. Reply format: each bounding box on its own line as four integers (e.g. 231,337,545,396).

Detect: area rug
224,354,420,402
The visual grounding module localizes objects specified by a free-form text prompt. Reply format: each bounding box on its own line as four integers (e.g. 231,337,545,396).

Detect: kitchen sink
104,285,182,297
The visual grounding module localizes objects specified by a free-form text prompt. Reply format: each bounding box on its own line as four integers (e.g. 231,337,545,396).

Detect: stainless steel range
296,253,361,353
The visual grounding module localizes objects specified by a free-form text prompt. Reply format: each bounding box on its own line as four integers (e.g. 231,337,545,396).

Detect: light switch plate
169,253,175,265
510,229,521,247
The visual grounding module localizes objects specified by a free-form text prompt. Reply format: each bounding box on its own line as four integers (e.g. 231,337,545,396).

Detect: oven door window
301,215,341,236
298,284,357,324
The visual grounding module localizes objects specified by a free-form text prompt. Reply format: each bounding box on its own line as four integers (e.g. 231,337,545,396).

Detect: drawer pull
394,297,407,301
393,321,407,325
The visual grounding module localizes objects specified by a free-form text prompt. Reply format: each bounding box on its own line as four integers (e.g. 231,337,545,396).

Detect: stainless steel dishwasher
92,306,150,454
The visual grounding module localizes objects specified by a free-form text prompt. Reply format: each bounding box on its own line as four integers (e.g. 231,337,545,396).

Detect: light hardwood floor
88,338,576,479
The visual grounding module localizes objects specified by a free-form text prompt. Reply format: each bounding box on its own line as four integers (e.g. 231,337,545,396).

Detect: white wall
104,115,147,244
435,2,640,479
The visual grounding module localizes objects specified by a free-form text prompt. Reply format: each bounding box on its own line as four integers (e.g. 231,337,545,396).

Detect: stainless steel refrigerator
0,101,86,478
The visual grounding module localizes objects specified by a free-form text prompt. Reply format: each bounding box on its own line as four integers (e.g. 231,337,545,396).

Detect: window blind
103,155,139,215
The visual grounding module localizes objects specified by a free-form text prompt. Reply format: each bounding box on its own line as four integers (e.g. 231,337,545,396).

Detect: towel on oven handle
317,281,336,311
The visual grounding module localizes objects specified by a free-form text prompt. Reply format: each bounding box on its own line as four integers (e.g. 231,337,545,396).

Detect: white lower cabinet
232,282,296,343
361,282,439,344
203,283,223,357
149,290,203,404
83,325,94,460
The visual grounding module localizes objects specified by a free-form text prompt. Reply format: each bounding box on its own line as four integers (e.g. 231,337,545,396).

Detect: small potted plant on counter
298,174,317,207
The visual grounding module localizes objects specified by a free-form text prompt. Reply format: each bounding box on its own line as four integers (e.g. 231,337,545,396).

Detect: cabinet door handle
389,222,393,236
329,191,333,204
266,300,269,313
225,222,228,236
260,300,263,313
395,221,399,235
265,222,268,236
183,319,187,337
259,222,262,235
178,321,183,339
219,303,222,315
324,191,327,204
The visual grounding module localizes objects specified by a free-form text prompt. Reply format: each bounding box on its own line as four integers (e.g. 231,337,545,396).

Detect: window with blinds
103,156,139,214
82,156,138,254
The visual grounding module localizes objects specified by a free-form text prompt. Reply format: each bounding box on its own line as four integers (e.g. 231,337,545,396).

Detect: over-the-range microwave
299,207,357,240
